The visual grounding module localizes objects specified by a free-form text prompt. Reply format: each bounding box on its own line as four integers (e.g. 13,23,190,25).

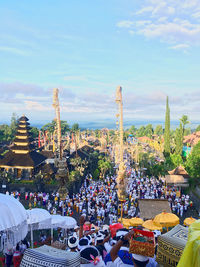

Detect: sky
0,0,200,127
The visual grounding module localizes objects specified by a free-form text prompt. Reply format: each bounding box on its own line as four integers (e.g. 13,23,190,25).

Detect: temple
0,115,46,179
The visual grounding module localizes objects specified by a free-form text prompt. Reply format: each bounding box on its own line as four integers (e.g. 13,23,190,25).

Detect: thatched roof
0,150,47,169
19,115,29,122
138,199,171,220
40,150,54,159
164,175,189,186
168,166,189,178
70,145,94,160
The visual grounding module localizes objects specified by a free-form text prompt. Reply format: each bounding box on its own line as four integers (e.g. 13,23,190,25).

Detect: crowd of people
7,168,192,223
2,167,194,266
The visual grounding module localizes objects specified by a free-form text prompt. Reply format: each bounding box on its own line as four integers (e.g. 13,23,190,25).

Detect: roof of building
168,166,190,177
11,144,34,151
184,131,200,146
0,150,47,168
16,126,31,131
15,132,30,137
18,121,30,126
138,199,171,220
14,137,34,143
19,115,29,122
164,175,189,186
40,150,55,158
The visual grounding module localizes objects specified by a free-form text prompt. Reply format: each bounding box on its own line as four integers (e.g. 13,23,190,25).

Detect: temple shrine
0,115,46,178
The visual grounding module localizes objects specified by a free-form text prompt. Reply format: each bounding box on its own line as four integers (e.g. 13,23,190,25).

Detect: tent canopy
0,193,28,250
26,208,52,230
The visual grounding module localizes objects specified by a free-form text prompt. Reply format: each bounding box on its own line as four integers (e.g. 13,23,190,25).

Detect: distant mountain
30,120,200,130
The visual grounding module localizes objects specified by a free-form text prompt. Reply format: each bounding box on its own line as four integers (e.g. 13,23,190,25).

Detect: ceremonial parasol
142,220,163,231
0,193,28,251
119,218,131,229
183,217,197,226
26,208,52,248
129,217,144,227
154,212,179,229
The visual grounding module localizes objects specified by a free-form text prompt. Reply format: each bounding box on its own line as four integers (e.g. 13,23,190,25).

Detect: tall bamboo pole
115,86,126,222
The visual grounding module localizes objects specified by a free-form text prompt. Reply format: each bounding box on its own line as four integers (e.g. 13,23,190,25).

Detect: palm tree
180,115,190,135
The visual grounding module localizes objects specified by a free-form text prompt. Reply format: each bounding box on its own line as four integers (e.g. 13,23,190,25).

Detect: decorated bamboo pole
115,86,127,220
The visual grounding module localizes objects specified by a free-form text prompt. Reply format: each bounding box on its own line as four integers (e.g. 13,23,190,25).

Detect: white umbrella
50,215,77,244
26,208,52,248
50,215,66,244
51,215,66,228
62,216,77,229
0,193,28,251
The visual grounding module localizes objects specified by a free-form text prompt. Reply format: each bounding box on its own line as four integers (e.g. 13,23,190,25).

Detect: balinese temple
164,165,189,188
0,115,46,178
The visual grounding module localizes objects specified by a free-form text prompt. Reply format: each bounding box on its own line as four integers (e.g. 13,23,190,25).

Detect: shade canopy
143,220,163,231
154,212,179,228
0,193,28,249
183,217,197,226
26,208,52,230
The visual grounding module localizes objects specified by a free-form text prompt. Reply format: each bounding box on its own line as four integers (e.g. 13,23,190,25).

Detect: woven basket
129,229,155,257
129,239,155,257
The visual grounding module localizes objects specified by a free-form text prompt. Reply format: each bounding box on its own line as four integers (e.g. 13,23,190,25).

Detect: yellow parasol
129,217,144,227
142,220,163,231
183,217,197,226
118,218,131,229
154,212,179,228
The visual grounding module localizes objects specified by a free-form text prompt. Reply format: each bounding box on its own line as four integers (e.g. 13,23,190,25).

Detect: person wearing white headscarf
80,246,105,267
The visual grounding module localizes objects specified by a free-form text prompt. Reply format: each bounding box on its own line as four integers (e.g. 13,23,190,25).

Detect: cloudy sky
0,0,200,126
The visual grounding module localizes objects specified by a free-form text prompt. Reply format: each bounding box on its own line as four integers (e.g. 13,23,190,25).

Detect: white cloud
116,0,200,48
116,21,134,28
24,101,51,112
0,81,200,122
0,46,28,56
170,43,190,50
135,6,154,15
63,75,88,82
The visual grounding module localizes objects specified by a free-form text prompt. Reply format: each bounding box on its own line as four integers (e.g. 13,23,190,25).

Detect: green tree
164,96,170,156
30,127,39,139
154,125,163,136
10,113,18,138
98,157,112,179
184,128,191,136
170,153,183,167
129,125,137,136
42,120,69,135
94,129,101,138
0,124,12,142
42,120,56,133
70,157,88,177
186,141,200,178
196,125,200,132
136,126,145,137
71,123,79,133
144,124,153,138
180,115,190,135
60,120,70,135
93,169,100,180
175,123,183,155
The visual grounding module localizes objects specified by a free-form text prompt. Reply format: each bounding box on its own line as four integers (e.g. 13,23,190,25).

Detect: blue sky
0,0,200,126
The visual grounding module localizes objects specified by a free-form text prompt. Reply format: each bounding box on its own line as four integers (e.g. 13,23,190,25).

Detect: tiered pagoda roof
0,115,46,169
